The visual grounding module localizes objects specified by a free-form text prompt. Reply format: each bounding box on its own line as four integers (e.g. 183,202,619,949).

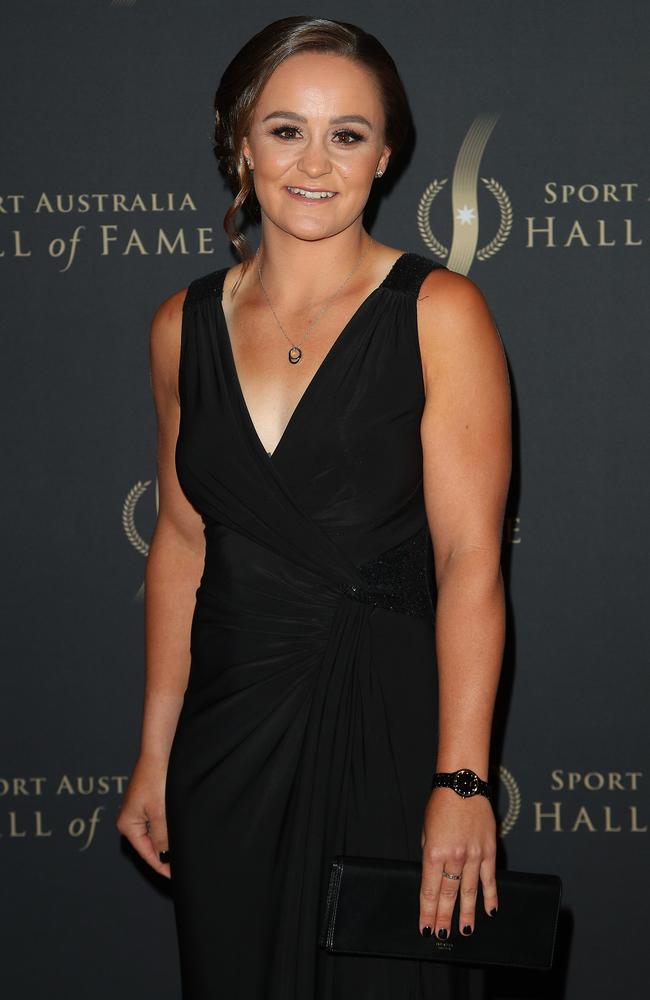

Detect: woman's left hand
419,787,498,939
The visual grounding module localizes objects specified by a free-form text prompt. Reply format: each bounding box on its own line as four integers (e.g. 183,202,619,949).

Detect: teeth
287,187,336,199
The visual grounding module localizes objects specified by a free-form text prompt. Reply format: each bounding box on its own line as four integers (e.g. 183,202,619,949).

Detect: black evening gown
165,251,486,1000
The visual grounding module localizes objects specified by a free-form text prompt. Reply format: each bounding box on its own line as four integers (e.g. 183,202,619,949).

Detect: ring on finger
442,869,462,880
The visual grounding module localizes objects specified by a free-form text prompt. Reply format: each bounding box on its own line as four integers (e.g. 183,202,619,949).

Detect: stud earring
375,169,383,178
245,157,253,169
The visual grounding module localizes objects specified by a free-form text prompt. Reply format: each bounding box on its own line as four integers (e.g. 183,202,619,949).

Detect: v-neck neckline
216,251,409,462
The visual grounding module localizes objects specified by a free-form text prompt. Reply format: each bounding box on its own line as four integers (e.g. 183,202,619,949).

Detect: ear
378,143,392,174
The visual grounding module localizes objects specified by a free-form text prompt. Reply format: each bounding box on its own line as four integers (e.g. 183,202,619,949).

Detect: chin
266,212,339,240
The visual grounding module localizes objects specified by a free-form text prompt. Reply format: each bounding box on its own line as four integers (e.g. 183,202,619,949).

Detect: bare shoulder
149,286,189,404
416,266,508,389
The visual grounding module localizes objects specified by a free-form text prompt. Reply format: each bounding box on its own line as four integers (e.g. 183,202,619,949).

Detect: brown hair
213,15,413,286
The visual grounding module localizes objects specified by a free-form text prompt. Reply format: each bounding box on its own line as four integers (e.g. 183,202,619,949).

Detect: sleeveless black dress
165,251,486,999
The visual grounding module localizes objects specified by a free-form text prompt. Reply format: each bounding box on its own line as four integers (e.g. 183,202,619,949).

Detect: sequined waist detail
338,524,435,619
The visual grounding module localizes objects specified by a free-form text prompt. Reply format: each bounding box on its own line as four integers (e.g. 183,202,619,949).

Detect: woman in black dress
117,15,511,1000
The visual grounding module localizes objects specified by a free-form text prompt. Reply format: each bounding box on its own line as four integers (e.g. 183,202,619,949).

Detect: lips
286,185,337,200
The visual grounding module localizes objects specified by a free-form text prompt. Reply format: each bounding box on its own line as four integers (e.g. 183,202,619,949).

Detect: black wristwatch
431,768,492,800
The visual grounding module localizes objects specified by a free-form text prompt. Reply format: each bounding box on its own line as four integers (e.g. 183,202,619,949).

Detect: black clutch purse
319,855,562,970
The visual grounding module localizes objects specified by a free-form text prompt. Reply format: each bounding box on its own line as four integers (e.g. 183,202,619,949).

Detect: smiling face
241,51,391,241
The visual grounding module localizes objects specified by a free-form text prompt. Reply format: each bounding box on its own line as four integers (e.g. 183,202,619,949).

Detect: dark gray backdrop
2,1,647,998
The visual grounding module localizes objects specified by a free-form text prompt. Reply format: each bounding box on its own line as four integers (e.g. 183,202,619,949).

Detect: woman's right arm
116,287,206,878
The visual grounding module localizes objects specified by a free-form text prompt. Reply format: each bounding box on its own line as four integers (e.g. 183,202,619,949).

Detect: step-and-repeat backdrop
2,2,647,997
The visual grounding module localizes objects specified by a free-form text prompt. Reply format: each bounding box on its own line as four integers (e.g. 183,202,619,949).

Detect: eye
332,129,365,144
269,125,302,140
268,125,366,144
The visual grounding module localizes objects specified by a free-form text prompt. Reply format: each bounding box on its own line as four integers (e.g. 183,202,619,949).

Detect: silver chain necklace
255,236,375,365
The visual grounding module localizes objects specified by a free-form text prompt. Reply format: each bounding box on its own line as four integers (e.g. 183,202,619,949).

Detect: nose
297,138,332,178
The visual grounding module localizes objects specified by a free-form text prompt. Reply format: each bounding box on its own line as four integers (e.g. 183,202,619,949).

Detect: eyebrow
261,110,374,130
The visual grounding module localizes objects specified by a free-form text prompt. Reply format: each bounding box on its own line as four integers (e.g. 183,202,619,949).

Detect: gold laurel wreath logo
497,765,522,837
417,179,449,259
122,479,152,557
416,176,512,262
476,178,513,259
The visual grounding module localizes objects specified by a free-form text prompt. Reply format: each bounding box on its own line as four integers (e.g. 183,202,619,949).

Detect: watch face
453,769,479,796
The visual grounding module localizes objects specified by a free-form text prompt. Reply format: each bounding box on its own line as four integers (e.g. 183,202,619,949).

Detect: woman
117,15,511,1000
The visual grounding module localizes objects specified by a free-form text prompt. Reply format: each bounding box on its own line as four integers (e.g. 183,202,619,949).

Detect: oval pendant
288,346,302,364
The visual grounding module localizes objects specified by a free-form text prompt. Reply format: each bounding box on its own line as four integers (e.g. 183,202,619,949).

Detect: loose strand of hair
222,156,258,295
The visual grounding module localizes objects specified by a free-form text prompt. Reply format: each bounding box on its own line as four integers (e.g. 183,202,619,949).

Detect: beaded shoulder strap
382,252,447,297
182,267,228,310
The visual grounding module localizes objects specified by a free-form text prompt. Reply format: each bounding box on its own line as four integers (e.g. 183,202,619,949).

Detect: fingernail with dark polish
421,925,432,937
437,928,448,939
462,924,472,935
489,907,497,916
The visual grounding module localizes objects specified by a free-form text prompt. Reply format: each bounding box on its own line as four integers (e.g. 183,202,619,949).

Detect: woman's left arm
416,267,512,941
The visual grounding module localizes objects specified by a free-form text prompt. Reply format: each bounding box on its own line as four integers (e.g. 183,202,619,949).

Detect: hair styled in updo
213,15,413,284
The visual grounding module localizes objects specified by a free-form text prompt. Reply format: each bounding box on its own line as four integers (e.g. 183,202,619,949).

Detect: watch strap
431,768,492,799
